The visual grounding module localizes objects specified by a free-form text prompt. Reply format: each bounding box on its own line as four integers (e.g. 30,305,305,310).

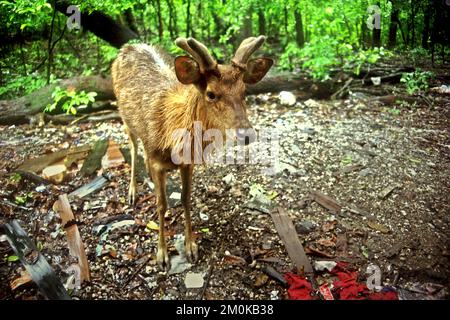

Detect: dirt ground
0,79,449,300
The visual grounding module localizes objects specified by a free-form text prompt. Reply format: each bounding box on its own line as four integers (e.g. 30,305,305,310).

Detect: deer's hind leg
124,125,138,205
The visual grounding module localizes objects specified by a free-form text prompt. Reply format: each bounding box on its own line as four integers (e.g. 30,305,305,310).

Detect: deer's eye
206,91,217,101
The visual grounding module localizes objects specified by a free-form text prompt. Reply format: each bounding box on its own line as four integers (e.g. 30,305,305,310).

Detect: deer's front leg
149,162,170,270
180,164,198,263
124,125,138,205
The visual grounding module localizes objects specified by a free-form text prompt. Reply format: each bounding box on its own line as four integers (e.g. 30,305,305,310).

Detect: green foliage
9,172,22,183
45,86,97,115
0,0,447,98
400,69,434,95
15,192,33,205
7,255,19,262
0,73,52,99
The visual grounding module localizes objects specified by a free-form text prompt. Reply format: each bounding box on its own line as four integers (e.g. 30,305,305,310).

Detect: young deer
111,36,273,269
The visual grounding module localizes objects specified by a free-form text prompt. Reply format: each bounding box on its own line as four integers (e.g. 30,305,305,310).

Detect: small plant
45,86,97,115
400,69,434,95
14,191,33,205
9,172,22,183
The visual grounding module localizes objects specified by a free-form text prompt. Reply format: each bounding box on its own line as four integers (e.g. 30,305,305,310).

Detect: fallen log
0,74,334,126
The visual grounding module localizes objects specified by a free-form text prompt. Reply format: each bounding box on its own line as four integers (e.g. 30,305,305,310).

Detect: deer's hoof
157,246,170,271
185,240,198,263
128,185,136,205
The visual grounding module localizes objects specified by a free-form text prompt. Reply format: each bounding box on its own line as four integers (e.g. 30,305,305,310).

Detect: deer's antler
231,35,266,70
175,37,217,73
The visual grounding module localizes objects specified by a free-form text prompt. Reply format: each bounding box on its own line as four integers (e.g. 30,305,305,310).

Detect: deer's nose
236,128,254,146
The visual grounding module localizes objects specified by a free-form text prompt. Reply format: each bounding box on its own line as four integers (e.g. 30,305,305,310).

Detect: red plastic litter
319,283,334,300
284,273,317,300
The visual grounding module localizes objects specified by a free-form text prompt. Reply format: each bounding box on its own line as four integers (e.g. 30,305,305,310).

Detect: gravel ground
0,87,449,300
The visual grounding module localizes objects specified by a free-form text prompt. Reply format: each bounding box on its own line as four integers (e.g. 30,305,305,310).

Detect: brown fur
111,41,271,269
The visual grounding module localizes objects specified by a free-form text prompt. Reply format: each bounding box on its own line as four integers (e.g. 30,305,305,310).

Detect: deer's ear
174,56,201,84
243,58,273,84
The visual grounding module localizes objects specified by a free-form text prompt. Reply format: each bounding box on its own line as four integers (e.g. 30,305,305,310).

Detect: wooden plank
17,144,91,173
1,220,70,300
69,175,109,199
79,139,108,176
270,207,313,274
53,194,90,283
101,140,125,169
311,191,341,214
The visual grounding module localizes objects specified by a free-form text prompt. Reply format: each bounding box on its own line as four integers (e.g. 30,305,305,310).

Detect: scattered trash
184,272,205,289
42,163,67,184
53,194,90,283
262,265,288,287
371,77,381,86
94,218,135,257
222,173,235,185
319,283,335,300
270,207,313,274
284,273,316,300
314,261,337,272
69,175,109,199
397,282,447,300
199,212,209,221
10,270,33,291
101,140,125,169
145,221,159,231
1,220,70,300
168,235,192,275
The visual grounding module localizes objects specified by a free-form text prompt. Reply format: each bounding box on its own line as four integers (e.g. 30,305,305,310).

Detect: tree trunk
186,0,191,37
167,0,178,38
258,9,266,36
294,9,305,48
54,1,139,48
388,4,399,48
155,0,163,42
422,0,431,49
124,8,139,36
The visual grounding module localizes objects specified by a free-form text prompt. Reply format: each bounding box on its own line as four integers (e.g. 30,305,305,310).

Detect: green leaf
7,255,19,262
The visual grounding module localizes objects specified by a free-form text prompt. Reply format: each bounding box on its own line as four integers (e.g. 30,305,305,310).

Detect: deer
111,36,273,269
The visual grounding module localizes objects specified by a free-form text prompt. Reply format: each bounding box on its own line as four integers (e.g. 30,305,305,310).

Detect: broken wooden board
53,194,90,283
102,140,125,169
79,139,108,176
69,175,109,199
10,270,33,291
311,191,341,214
270,207,313,275
17,144,91,173
42,162,67,184
1,220,70,300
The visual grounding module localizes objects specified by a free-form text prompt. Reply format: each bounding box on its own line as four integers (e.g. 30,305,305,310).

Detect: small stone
278,91,296,106
295,220,316,235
